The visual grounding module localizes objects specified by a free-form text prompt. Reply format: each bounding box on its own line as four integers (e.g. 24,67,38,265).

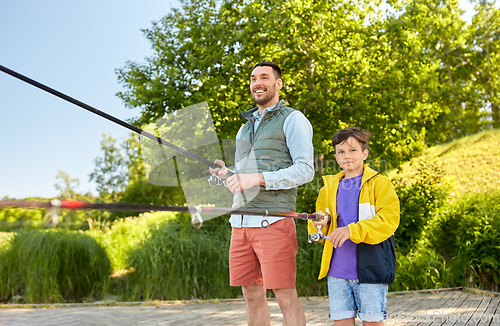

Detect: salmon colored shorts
229,218,298,289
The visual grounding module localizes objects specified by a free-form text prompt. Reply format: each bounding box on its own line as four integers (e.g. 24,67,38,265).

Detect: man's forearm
262,162,314,190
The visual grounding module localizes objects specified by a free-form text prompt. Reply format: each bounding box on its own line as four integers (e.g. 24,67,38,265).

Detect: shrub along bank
0,229,110,303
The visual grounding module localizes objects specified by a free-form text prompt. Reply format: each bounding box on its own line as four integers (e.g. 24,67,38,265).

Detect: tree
89,134,129,201
115,0,495,212
470,0,500,128
54,171,81,199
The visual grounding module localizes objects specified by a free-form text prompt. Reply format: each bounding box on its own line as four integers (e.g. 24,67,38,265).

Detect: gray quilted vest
234,100,298,212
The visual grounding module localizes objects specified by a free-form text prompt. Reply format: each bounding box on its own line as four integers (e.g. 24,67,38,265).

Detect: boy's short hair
332,127,371,151
253,62,282,80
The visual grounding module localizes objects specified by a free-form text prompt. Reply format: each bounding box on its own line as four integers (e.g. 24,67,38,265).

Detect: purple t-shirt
327,174,363,279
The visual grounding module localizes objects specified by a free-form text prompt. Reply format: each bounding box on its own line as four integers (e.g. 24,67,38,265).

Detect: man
210,62,314,326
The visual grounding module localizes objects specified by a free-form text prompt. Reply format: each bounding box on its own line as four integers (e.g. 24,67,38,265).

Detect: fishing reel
308,227,329,243
208,175,227,188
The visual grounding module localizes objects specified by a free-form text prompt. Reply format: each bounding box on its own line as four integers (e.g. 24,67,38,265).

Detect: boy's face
334,137,369,177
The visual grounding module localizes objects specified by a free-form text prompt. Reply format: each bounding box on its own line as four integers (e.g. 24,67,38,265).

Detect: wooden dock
383,288,500,326
0,288,498,325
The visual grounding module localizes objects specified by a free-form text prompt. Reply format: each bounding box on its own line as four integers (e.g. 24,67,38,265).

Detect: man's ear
276,78,283,91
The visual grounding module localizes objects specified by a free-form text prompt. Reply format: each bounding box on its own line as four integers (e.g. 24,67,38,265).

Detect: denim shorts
327,276,388,322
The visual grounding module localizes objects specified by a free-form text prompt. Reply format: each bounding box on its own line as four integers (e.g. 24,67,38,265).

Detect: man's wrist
258,173,265,186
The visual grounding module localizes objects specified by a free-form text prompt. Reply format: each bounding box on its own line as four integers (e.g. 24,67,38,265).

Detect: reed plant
88,211,178,272
0,229,110,303
123,215,239,301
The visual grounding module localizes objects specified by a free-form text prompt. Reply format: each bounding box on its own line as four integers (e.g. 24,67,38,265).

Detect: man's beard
252,84,276,106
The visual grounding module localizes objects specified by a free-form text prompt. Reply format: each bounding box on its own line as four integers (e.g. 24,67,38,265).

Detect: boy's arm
348,176,400,245
308,186,330,237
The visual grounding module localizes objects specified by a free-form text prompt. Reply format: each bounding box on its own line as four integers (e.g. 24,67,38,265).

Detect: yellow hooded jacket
308,165,400,283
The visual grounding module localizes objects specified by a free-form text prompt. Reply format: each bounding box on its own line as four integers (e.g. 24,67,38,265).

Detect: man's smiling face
250,66,282,108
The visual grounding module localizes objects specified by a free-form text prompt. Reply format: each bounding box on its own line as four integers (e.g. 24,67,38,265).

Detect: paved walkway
0,289,499,325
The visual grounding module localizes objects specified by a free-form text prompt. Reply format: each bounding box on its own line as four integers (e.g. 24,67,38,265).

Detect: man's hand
313,210,330,229
328,226,351,248
209,159,229,179
226,173,265,194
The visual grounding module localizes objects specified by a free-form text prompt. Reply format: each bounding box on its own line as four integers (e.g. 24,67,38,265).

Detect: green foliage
390,243,450,292
114,0,499,163
392,129,500,196
392,158,449,255
469,0,500,128
122,216,238,301
295,219,327,296
89,211,179,271
0,229,110,303
0,205,48,231
89,134,130,201
428,190,500,290
0,232,13,247
116,215,326,300
53,171,99,230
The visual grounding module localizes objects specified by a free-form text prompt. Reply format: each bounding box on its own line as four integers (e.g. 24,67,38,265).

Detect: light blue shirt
229,104,314,227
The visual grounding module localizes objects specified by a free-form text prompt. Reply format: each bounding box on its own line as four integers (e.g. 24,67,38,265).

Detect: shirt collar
253,104,276,120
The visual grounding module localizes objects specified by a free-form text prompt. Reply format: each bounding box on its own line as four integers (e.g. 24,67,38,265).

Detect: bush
89,211,179,272
393,158,449,255
0,207,48,231
428,190,500,291
122,216,239,301
390,242,450,292
0,229,110,303
0,204,93,232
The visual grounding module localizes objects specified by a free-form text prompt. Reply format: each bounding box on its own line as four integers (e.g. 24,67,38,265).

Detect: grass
0,229,110,303
0,232,13,246
389,128,500,197
88,211,178,272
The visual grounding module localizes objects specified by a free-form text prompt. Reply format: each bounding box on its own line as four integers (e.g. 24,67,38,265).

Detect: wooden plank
440,293,479,326
490,296,500,326
427,291,472,326
402,291,459,326
464,295,492,326
453,295,486,326
385,292,454,326
389,293,431,314
427,291,470,326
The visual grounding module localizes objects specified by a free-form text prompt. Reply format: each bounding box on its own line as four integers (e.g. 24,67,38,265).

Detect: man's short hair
332,127,371,151
253,62,282,80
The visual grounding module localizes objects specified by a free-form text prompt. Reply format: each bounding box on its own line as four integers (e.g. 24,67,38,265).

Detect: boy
309,126,400,326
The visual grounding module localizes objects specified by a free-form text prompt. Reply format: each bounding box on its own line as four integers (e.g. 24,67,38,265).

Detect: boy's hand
329,226,350,248
313,210,330,229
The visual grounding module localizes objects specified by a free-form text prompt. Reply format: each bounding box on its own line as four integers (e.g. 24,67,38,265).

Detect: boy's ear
362,149,369,160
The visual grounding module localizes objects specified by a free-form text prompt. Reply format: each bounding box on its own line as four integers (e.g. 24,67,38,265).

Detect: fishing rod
0,199,323,229
0,64,233,181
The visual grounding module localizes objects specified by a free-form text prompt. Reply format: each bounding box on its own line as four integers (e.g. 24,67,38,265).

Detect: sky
0,0,479,200
0,0,180,199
